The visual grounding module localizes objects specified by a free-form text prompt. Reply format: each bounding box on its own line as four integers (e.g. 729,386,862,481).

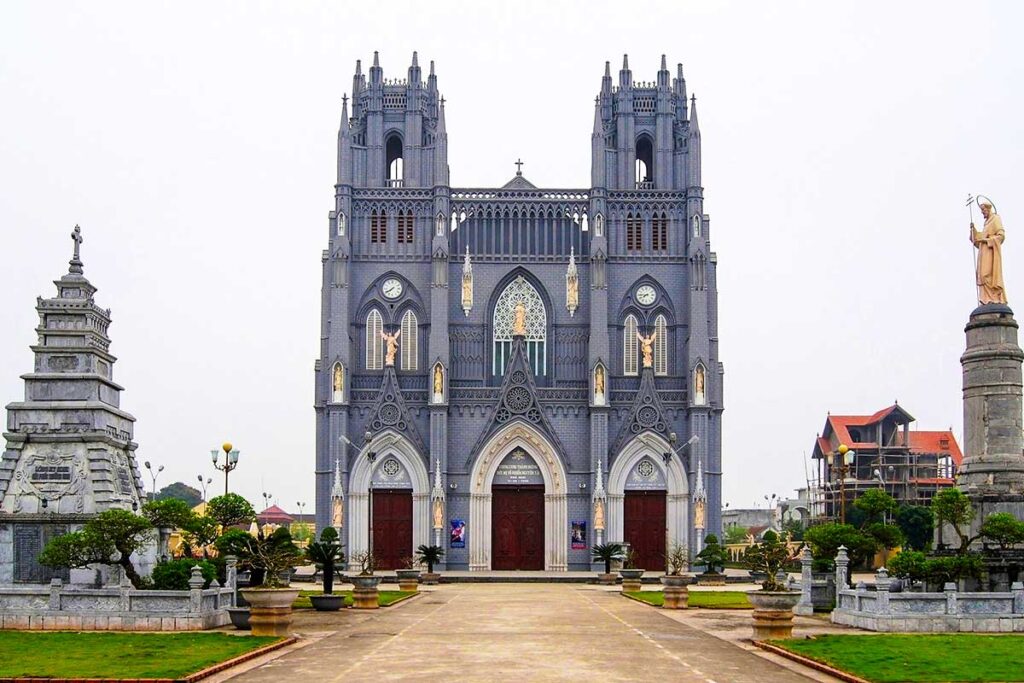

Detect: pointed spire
331,457,344,498
694,458,706,500
601,61,612,95
431,457,444,500
355,59,362,76
619,54,632,88
661,54,667,71
69,225,84,275
339,94,349,135
412,51,419,67
372,51,380,68
430,60,435,76
622,54,629,70
437,96,447,133
370,51,382,85
604,61,611,78
689,94,699,131
657,54,669,88
595,459,605,495
592,96,602,136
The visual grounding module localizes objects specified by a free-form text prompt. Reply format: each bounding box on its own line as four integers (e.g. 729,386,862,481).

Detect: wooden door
624,490,667,571
371,489,413,570
491,486,545,570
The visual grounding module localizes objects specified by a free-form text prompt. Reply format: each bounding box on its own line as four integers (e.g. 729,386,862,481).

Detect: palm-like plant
591,543,625,574
306,530,345,595
415,544,445,573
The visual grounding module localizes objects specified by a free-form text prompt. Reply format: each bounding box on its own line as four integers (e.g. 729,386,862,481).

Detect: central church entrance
372,488,412,571
491,485,544,570
624,490,667,571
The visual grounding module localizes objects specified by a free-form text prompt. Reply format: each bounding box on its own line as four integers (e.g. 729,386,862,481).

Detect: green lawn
625,590,752,609
774,634,1024,683
0,632,280,679
293,589,416,609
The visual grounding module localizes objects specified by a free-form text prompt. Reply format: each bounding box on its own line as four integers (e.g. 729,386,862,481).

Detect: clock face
636,285,657,306
382,278,404,300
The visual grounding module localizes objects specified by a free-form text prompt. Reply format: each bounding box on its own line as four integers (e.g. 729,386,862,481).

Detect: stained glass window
493,276,546,376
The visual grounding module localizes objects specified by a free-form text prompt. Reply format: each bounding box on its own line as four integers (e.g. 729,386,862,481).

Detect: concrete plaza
226,584,845,682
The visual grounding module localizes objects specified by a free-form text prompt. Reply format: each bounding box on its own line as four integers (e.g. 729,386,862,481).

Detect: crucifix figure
514,158,524,176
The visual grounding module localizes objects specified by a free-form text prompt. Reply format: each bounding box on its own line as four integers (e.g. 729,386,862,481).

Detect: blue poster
450,519,466,548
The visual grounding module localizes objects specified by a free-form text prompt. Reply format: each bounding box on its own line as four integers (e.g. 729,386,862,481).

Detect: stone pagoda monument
957,198,1024,540
0,227,146,585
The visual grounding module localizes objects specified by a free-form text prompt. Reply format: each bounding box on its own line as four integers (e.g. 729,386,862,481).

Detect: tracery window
371,210,388,244
400,310,418,371
623,314,638,375
654,315,668,376
652,212,668,251
366,309,383,370
493,276,546,377
626,213,642,251
397,210,414,244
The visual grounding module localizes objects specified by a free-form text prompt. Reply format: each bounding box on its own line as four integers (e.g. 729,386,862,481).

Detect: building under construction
809,404,961,522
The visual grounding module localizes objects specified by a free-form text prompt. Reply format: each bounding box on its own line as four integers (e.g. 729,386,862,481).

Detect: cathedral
315,53,723,571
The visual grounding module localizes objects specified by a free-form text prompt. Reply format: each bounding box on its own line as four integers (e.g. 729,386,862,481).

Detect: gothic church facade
316,53,723,570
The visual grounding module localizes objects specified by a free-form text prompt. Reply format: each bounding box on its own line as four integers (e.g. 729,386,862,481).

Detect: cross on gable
514,158,524,175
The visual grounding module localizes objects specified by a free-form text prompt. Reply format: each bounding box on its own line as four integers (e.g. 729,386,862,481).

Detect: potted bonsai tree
305,527,346,611
618,548,645,592
415,544,445,585
591,542,625,585
743,530,801,640
660,544,689,609
222,527,304,636
396,556,422,592
694,534,728,585
350,550,381,609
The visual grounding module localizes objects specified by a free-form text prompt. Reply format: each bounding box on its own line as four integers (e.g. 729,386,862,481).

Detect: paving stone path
230,584,817,682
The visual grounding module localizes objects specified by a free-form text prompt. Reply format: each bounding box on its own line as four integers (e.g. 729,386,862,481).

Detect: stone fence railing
828,546,1024,632
0,562,236,631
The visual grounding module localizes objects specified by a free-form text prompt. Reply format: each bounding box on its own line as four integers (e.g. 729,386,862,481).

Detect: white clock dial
382,278,404,300
636,285,657,306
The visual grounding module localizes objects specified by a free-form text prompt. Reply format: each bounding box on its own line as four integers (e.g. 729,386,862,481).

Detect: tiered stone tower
0,228,145,584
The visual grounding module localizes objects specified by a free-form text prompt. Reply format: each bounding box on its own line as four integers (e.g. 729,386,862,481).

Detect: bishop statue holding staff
971,198,1008,305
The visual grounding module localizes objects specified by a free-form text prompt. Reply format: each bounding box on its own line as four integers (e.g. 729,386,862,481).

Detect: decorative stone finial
69,225,84,274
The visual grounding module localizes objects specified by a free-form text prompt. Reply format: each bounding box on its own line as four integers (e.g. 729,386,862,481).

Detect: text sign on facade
493,449,543,486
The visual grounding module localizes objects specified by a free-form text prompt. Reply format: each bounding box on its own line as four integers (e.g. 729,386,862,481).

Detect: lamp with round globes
211,442,241,496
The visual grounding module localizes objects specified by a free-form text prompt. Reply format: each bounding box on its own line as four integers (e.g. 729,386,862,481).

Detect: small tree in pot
660,544,689,609
618,548,644,592
415,544,445,585
350,550,381,609
591,543,625,585
694,534,728,585
396,556,422,592
743,531,801,640
305,528,346,611
223,527,304,636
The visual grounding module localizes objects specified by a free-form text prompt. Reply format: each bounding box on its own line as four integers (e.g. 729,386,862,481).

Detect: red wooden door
371,489,412,570
491,486,545,570
624,490,667,571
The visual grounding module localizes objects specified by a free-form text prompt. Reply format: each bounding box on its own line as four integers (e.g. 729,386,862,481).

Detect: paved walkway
229,585,822,682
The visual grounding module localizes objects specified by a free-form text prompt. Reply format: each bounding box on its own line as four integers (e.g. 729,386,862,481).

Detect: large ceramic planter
227,606,251,630
395,569,421,592
240,587,300,637
310,594,346,611
660,575,689,609
619,569,645,592
421,572,441,585
596,573,618,586
696,571,726,586
350,575,382,609
746,590,801,640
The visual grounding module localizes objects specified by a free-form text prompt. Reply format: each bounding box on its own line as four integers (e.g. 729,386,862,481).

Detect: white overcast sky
2,1,1022,513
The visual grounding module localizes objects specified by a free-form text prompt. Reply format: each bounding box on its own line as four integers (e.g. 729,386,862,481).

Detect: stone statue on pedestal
971,199,1008,305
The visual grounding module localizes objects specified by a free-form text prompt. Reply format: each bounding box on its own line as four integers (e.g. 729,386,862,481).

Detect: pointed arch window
652,212,668,251
654,315,668,376
492,276,546,377
397,210,414,244
371,209,388,244
624,314,638,375
400,310,418,370
365,309,383,370
386,134,404,187
626,213,641,251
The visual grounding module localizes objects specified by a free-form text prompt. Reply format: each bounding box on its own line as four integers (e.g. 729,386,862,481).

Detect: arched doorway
348,431,430,570
469,422,568,571
608,434,689,571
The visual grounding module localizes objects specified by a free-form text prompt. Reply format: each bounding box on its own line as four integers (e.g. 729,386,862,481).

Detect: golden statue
594,498,605,531
694,364,706,405
513,301,527,337
381,329,400,367
332,363,344,402
637,330,656,368
432,497,444,530
971,200,1008,305
694,498,706,530
594,365,605,404
433,364,444,402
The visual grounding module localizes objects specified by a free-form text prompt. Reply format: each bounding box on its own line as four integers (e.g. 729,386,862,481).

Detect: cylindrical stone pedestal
959,304,1024,495
351,576,381,609
660,577,689,609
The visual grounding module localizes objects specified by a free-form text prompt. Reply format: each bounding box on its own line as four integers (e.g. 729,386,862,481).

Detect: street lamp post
835,444,856,524
143,461,164,501
211,442,241,496
262,491,273,510
196,475,212,503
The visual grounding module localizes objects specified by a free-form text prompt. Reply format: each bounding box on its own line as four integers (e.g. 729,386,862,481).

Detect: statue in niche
332,495,343,529
594,365,606,405
513,301,527,337
971,198,1008,305
694,497,706,530
381,329,400,367
433,497,444,530
433,364,444,403
461,247,473,316
694,364,706,405
566,247,579,317
594,497,605,531
332,363,344,403
637,330,657,369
